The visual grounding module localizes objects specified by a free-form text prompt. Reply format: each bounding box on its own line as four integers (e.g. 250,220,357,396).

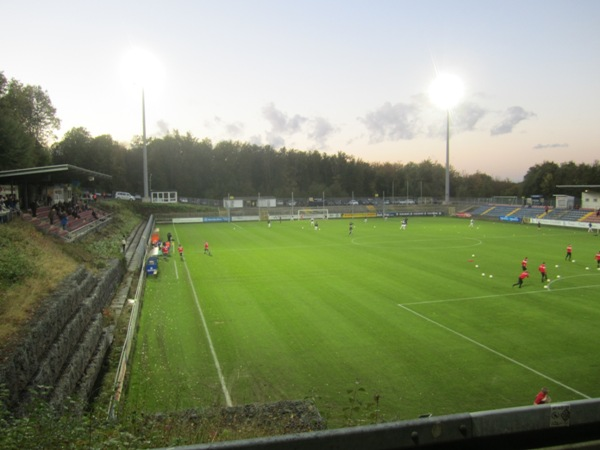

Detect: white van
115,191,135,201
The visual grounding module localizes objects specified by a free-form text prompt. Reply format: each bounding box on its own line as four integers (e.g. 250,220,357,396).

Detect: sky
2,0,600,181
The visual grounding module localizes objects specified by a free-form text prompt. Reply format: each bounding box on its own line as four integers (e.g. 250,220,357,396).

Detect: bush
0,232,34,289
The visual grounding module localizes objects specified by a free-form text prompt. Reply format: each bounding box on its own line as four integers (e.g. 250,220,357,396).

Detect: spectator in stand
29,200,38,218
48,205,56,225
91,208,98,220
60,211,68,230
0,197,10,223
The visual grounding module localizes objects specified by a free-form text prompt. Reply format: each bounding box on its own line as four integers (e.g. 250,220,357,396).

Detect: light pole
429,73,464,205
142,89,149,201
121,46,164,203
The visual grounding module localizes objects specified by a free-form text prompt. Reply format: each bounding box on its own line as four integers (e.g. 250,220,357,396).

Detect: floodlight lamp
429,73,464,110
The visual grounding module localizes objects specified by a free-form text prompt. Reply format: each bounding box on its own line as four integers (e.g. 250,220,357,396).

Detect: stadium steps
579,211,596,222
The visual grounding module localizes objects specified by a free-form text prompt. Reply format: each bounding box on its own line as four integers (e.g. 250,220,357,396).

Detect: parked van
115,191,135,201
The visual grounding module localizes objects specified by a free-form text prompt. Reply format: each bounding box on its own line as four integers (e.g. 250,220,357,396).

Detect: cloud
156,119,170,136
265,132,285,148
426,102,488,138
454,102,486,132
262,102,307,134
224,121,244,138
490,106,535,136
533,143,569,149
260,103,337,149
307,117,336,147
359,101,421,143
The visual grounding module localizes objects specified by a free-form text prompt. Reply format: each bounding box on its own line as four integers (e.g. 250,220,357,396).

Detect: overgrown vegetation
0,201,337,448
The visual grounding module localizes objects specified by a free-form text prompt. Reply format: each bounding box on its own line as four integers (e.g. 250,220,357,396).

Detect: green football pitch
123,216,600,427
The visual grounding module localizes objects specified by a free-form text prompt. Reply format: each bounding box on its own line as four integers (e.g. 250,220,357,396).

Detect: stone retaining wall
0,259,125,411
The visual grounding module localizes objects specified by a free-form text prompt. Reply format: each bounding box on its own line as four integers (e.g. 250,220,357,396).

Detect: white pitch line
401,278,600,306
173,251,179,280
397,303,591,400
174,224,233,407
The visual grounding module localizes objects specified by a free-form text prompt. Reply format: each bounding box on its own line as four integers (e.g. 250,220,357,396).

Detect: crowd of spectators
1,193,104,231
0,193,20,223
48,197,98,230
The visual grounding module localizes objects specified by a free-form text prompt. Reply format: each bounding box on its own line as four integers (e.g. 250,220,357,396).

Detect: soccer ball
475,264,479,268
557,275,561,278
481,273,485,276
544,285,548,289
489,275,493,278
572,260,576,263
555,264,559,268
472,254,475,257
586,267,590,270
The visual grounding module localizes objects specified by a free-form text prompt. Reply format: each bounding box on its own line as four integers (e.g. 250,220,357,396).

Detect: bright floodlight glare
120,47,165,90
429,73,464,110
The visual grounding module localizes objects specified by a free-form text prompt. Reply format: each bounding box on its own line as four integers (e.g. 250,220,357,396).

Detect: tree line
1,71,598,201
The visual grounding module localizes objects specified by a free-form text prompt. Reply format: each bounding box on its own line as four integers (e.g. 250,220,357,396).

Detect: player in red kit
595,250,600,268
565,244,572,261
538,262,548,282
512,270,529,288
521,257,528,271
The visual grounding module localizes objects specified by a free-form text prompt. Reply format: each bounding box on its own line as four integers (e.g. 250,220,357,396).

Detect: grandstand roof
0,164,111,186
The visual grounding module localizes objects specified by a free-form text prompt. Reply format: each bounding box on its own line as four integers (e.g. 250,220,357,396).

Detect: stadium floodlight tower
429,73,464,205
120,47,164,202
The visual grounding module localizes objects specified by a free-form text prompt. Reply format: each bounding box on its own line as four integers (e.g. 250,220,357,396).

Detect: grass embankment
0,200,215,352
0,201,141,357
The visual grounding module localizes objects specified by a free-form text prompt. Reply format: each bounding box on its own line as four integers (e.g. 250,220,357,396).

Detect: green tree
1,74,60,148
0,72,54,170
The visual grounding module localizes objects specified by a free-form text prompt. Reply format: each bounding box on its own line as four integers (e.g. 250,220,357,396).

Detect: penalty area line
397,303,591,400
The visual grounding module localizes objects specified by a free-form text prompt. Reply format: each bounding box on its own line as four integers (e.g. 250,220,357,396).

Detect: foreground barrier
152,398,600,450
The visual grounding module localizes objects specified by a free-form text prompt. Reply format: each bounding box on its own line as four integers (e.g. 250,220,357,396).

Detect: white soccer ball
555,264,559,268
544,285,548,289
481,273,485,276
557,275,561,278
475,264,479,268
489,275,493,278
572,260,576,263
586,267,589,270
472,254,475,257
